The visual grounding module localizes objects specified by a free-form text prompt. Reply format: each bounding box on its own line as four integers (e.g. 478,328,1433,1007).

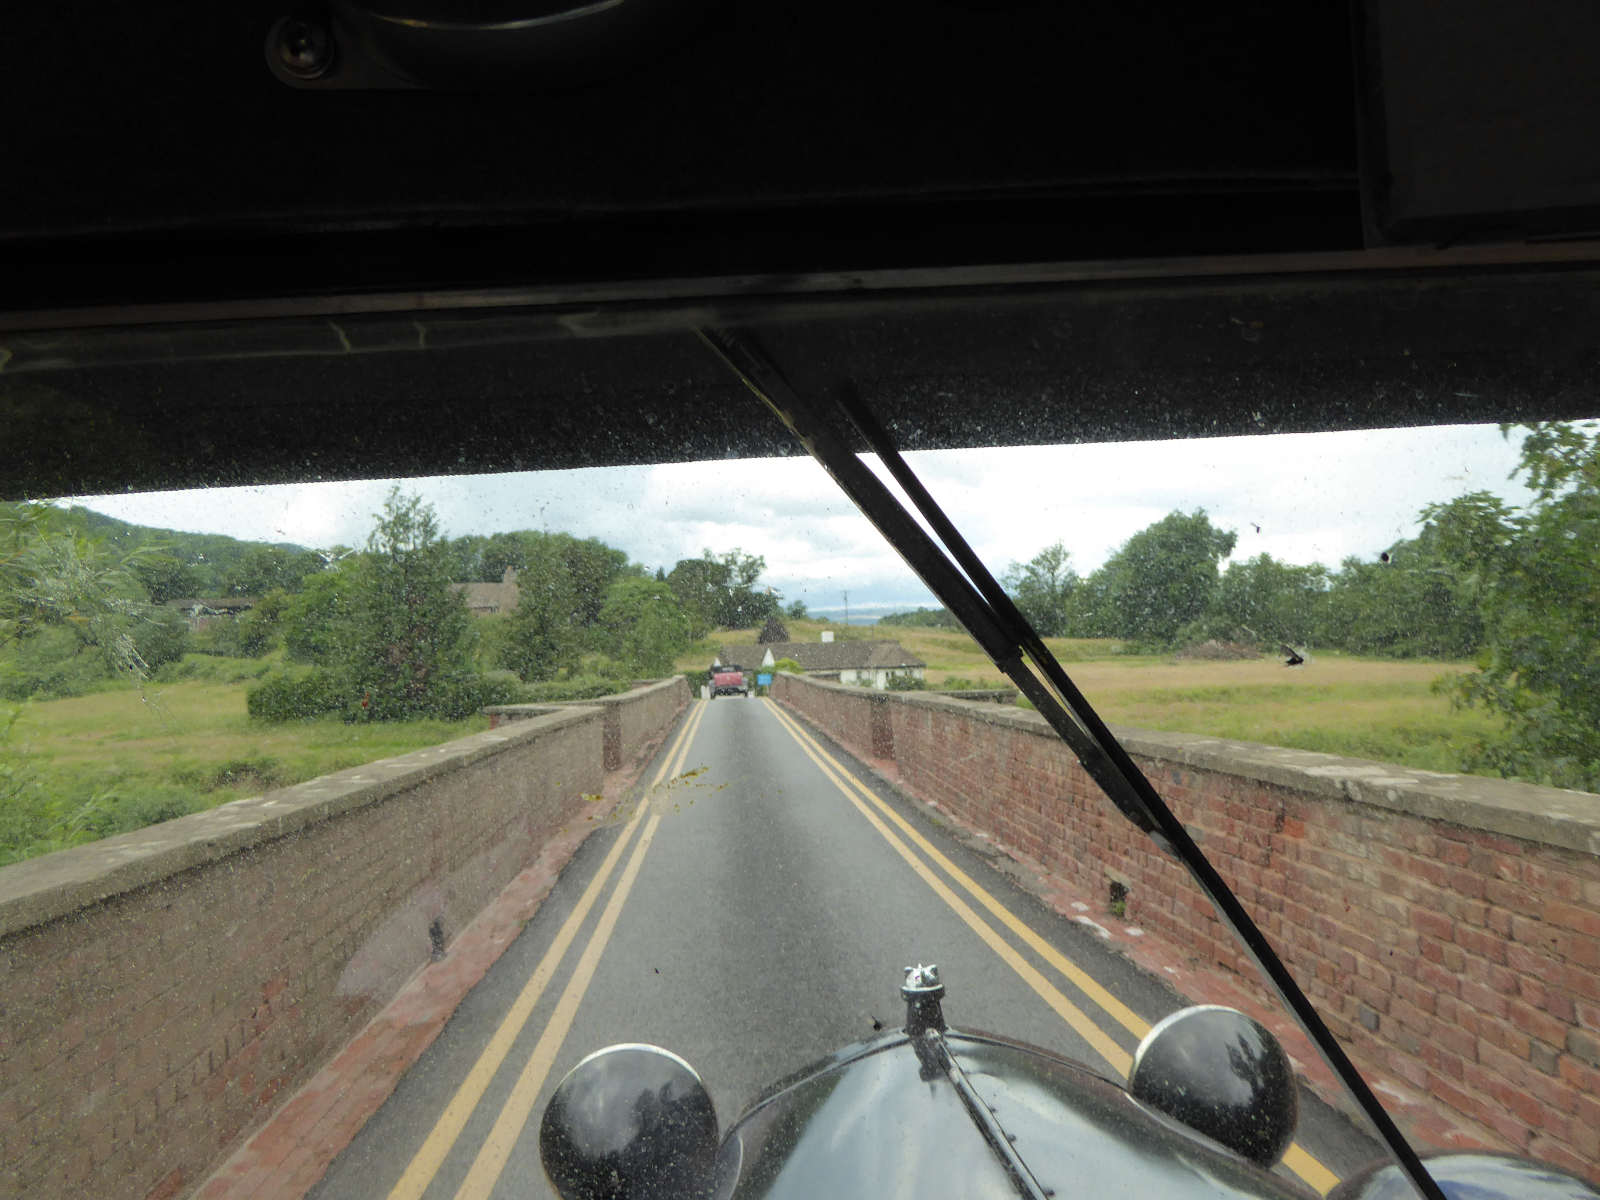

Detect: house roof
164,596,258,613
717,640,925,672
450,566,520,614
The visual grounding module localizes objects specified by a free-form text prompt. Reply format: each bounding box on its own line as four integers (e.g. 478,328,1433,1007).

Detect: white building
715,637,926,690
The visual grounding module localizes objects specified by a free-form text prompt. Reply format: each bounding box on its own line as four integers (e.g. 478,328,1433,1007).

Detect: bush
248,663,532,723
683,669,710,694
231,591,288,657
481,671,540,709
0,626,123,700
246,668,350,721
884,672,927,691
154,653,276,685
474,670,530,707
63,787,204,838
151,656,201,682
129,607,190,671
171,755,286,793
589,655,634,681
475,614,514,672
0,706,48,865
519,678,626,703
358,670,486,722
1,771,206,866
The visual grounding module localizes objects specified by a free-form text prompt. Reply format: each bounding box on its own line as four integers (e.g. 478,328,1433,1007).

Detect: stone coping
483,675,685,720
784,676,1600,858
480,704,560,721
0,706,602,940
931,688,1019,704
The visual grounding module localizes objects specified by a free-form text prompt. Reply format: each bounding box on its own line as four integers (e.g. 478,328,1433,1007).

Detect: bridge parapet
1,677,688,1200
772,672,1600,1180
485,674,689,770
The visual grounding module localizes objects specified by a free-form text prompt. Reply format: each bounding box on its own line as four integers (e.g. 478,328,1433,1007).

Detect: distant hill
44,505,318,599
58,506,310,558
876,606,962,629
803,611,879,625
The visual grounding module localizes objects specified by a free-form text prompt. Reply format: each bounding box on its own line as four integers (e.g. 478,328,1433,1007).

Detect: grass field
1,671,486,865
686,619,1501,776
0,624,1504,866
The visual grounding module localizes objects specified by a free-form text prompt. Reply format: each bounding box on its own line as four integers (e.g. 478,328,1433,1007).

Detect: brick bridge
3,673,1597,1196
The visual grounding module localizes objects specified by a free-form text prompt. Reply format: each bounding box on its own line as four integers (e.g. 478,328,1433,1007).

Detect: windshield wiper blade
698,325,1448,1200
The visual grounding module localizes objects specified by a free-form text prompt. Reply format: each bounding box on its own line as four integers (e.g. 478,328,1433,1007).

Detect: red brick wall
0,708,605,1200
773,674,1600,1180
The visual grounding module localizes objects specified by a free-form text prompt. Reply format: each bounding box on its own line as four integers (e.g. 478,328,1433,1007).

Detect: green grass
1080,666,1501,774
2,672,487,865
152,650,285,685
0,628,1513,868
702,620,1503,778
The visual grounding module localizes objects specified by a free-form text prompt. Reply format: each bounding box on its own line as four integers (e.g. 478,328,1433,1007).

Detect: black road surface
310,698,1381,1200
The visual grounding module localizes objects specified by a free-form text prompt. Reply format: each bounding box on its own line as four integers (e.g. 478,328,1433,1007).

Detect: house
451,566,520,615
715,636,926,690
164,596,258,632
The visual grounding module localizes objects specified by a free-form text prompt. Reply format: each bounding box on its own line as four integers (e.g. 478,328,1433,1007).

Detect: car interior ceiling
4,1,1599,491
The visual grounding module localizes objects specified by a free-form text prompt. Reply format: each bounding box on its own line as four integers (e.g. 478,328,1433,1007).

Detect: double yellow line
759,698,1339,1195
387,699,709,1200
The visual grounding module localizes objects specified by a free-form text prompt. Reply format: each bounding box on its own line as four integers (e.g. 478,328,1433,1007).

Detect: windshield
3,318,1598,1200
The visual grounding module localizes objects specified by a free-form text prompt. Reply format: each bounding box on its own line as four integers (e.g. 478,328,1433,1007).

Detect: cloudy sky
64,423,1535,618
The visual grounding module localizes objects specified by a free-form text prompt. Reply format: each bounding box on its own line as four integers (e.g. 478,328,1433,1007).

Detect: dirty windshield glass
4,399,1600,1199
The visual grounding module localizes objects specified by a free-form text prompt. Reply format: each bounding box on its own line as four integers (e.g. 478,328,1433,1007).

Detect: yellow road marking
661,697,709,785
386,703,703,1200
760,702,1129,1071
768,701,1147,1037
453,814,662,1199
762,699,1340,1195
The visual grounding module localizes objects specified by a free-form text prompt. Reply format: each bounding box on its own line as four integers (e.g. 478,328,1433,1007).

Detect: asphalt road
309,697,1381,1200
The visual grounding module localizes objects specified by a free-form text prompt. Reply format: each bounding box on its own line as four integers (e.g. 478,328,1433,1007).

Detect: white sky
64,424,1534,617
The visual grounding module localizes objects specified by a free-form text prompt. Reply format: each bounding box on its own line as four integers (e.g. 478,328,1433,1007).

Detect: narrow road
310,697,1380,1199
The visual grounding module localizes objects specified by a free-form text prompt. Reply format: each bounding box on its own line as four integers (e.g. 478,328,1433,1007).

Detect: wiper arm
698,329,1158,837
698,325,1448,1200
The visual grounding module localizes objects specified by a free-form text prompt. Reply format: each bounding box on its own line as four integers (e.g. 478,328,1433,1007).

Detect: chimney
821,630,834,643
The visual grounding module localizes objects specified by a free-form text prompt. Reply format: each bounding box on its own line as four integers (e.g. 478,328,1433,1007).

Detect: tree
222,545,321,595
666,554,725,638
131,553,205,604
1320,496,1500,659
1092,510,1236,646
557,535,635,629
1002,542,1076,637
1062,570,1119,638
878,607,960,629
758,615,790,644
1204,554,1330,648
598,578,692,676
281,563,357,663
501,539,580,681
344,490,478,719
666,548,775,632
1440,423,1600,788
129,606,190,671
1,502,170,681
785,599,809,620
230,588,290,657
